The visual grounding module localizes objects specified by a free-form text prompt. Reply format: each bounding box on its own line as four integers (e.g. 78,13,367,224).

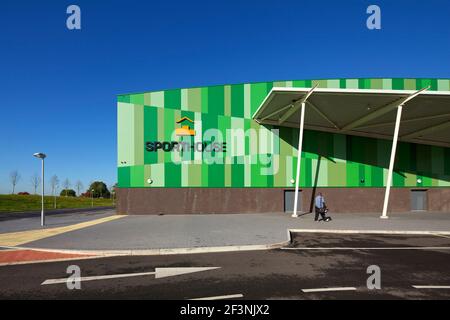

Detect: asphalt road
0,206,115,222
0,210,115,234
1,233,449,300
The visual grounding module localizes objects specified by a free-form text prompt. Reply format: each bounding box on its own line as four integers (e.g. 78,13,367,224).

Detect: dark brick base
116,187,450,215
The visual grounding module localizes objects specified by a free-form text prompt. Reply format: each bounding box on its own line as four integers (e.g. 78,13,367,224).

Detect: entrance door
411,190,427,211
284,190,302,213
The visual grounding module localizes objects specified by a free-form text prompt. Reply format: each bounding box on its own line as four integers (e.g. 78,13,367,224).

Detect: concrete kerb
288,229,450,236
3,240,290,258
0,256,107,267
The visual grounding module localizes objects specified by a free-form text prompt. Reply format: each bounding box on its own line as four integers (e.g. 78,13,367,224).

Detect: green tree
60,189,76,197
88,181,110,198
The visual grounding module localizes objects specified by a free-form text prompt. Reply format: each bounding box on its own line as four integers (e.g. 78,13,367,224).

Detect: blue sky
0,0,449,194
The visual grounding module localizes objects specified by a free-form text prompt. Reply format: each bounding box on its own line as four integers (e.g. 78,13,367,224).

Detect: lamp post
110,184,115,206
33,153,46,227
54,182,58,209
91,189,95,207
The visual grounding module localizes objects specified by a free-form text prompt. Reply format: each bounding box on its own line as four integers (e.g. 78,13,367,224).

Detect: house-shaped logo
175,117,196,136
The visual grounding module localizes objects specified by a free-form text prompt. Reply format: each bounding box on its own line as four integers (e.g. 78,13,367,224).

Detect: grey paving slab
0,210,115,234
23,211,450,251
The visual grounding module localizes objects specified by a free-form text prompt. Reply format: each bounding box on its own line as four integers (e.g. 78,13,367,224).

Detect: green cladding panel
118,78,450,188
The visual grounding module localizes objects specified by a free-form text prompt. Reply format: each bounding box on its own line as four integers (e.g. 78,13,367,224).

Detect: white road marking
0,255,106,267
42,271,156,285
41,267,220,285
154,267,220,279
413,285,450,289
302,287,357,293
282,246,450,251
190,294,244,300
433,234,450,239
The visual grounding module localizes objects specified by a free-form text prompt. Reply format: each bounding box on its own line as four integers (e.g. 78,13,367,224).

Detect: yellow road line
0,215,125,247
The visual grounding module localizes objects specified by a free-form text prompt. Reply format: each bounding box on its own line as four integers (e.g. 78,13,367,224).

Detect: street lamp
91,189,95,207
33,152,46,227
54,181,58,209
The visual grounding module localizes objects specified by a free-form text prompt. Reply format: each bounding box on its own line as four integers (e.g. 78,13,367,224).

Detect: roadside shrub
60,189,76,197
86,181,110,199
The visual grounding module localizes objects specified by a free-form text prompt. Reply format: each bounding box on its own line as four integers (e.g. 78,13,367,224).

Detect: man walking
314,192,327,221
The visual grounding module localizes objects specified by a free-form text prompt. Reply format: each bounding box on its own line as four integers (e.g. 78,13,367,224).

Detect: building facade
117,78,450,215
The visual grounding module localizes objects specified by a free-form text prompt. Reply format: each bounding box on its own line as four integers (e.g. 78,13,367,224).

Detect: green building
117,78,450,215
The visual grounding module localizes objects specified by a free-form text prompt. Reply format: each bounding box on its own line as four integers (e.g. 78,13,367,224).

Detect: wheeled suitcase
320,207,332,222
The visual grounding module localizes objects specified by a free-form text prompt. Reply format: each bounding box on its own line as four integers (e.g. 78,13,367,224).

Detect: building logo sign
175,117,196,136
145,118,226,153
143,119,279,173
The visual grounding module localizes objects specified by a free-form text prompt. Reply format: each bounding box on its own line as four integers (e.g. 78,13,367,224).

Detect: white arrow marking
190,294,244,300
154,267,220,279
41,267,220,285
302,287,356,293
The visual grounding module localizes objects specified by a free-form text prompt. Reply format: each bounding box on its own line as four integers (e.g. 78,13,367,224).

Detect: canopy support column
380,87,428,219
381,104,403,219
292,102,306,218
291,85,318,218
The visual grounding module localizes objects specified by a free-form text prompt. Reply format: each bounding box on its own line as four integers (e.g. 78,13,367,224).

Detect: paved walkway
1,210,448,252
0,215,123,247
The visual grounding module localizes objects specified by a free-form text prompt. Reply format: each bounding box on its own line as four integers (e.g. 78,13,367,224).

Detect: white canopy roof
253,87,450,148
